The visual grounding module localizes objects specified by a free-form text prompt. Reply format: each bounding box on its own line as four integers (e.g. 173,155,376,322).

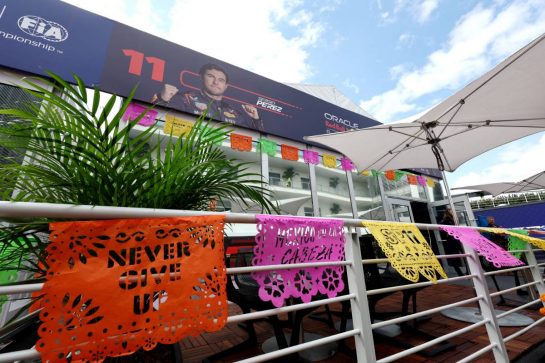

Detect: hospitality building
0,0,479,249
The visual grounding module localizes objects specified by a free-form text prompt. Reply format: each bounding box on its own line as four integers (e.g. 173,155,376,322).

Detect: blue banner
0,0,380,142
0,0,113,84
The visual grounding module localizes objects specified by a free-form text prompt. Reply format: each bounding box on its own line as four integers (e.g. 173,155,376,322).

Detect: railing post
376,175,391,221
523,245,545,299
345,230,376,363
462,244,509,362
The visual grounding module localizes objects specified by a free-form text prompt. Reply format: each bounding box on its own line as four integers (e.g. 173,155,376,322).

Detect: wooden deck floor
179,279,545,363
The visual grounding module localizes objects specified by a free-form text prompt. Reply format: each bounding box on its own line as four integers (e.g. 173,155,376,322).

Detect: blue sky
63,0,545,190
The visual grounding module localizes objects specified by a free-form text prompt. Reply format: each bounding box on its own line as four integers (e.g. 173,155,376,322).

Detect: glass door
386,197,414,223
429,195,475,227
428,195,475,260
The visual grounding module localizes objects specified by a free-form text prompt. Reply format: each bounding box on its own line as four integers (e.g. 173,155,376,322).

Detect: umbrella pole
441,170,460,225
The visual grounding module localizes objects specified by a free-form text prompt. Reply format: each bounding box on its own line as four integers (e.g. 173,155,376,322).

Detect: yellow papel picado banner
362,221,448,283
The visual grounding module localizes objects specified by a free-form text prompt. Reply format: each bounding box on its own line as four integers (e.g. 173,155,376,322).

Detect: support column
463,244,509,362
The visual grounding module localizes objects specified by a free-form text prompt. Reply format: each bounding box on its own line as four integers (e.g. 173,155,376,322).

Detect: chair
476,217,528,304
204,245,290,363
339,234,421,329
222,238,344,360
338,233,454,357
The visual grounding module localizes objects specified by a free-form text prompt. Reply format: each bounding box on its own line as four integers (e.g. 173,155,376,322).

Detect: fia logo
17,15,68,42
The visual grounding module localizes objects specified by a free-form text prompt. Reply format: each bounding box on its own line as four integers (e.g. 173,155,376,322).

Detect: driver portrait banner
0,0,380,144
362,221,447,283
37,216,227,363
252,215,345,308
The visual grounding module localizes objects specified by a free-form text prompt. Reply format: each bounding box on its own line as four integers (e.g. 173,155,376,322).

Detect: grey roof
286,83,375,119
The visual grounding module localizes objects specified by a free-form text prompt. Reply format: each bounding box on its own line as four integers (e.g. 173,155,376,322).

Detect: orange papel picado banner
362,221,447,283
281,144,299,161
38,216,227,363
385,170,396,181
230,133,253,151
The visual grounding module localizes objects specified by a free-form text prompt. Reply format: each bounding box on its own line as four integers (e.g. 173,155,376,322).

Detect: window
301,177,311,190
269,172,281,186
0,83,41,166
304,207,314,217
352,171,384,220
0,83,42,199
216,200,232,212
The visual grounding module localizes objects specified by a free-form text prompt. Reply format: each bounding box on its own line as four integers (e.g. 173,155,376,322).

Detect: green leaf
0,70,278,280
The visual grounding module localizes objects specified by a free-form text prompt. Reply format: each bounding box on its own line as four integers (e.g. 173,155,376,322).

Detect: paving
180,273,545,363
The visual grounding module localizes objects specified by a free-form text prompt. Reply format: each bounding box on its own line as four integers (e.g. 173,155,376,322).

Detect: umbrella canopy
453,171,545,196
515,171,545,191
452,182,522,196
306,32,545,173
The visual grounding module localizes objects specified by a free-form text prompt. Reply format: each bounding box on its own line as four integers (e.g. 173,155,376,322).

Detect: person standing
486,216,508,249
485,215,528,296
440,208,466,276
152,63,264,131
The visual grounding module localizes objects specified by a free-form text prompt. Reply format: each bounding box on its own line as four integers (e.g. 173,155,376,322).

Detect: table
441,307,534,326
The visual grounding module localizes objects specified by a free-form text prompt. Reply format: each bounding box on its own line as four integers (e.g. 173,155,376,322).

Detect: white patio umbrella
306,32,545,224
452,182,522,197
453,171,545,196
501,170,545,194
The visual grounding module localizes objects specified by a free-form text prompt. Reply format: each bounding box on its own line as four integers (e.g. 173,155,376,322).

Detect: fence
0,201,544,362
471,192,545,210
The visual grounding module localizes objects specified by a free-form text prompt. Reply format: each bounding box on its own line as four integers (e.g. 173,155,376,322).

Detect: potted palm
282,167,298,187
329,176,339,189
330,203,342,215
0,72,277,361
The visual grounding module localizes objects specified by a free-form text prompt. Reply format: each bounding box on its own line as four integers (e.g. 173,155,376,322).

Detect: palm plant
282,166,298,187
0,71,277,275
330,203,342,215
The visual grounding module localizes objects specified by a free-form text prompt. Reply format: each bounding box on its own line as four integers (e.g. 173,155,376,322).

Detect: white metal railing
0,201,544,362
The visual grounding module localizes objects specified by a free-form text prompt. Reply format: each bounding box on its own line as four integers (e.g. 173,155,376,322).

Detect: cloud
414,0,439,23
62,0,330,83
319,0,342,13
380,11,393,23
61,0,165,39
389,64,407,79
361,1,545,122
378,0,438,24
451,134,545,188
342,78,360,94
397,33,415,48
